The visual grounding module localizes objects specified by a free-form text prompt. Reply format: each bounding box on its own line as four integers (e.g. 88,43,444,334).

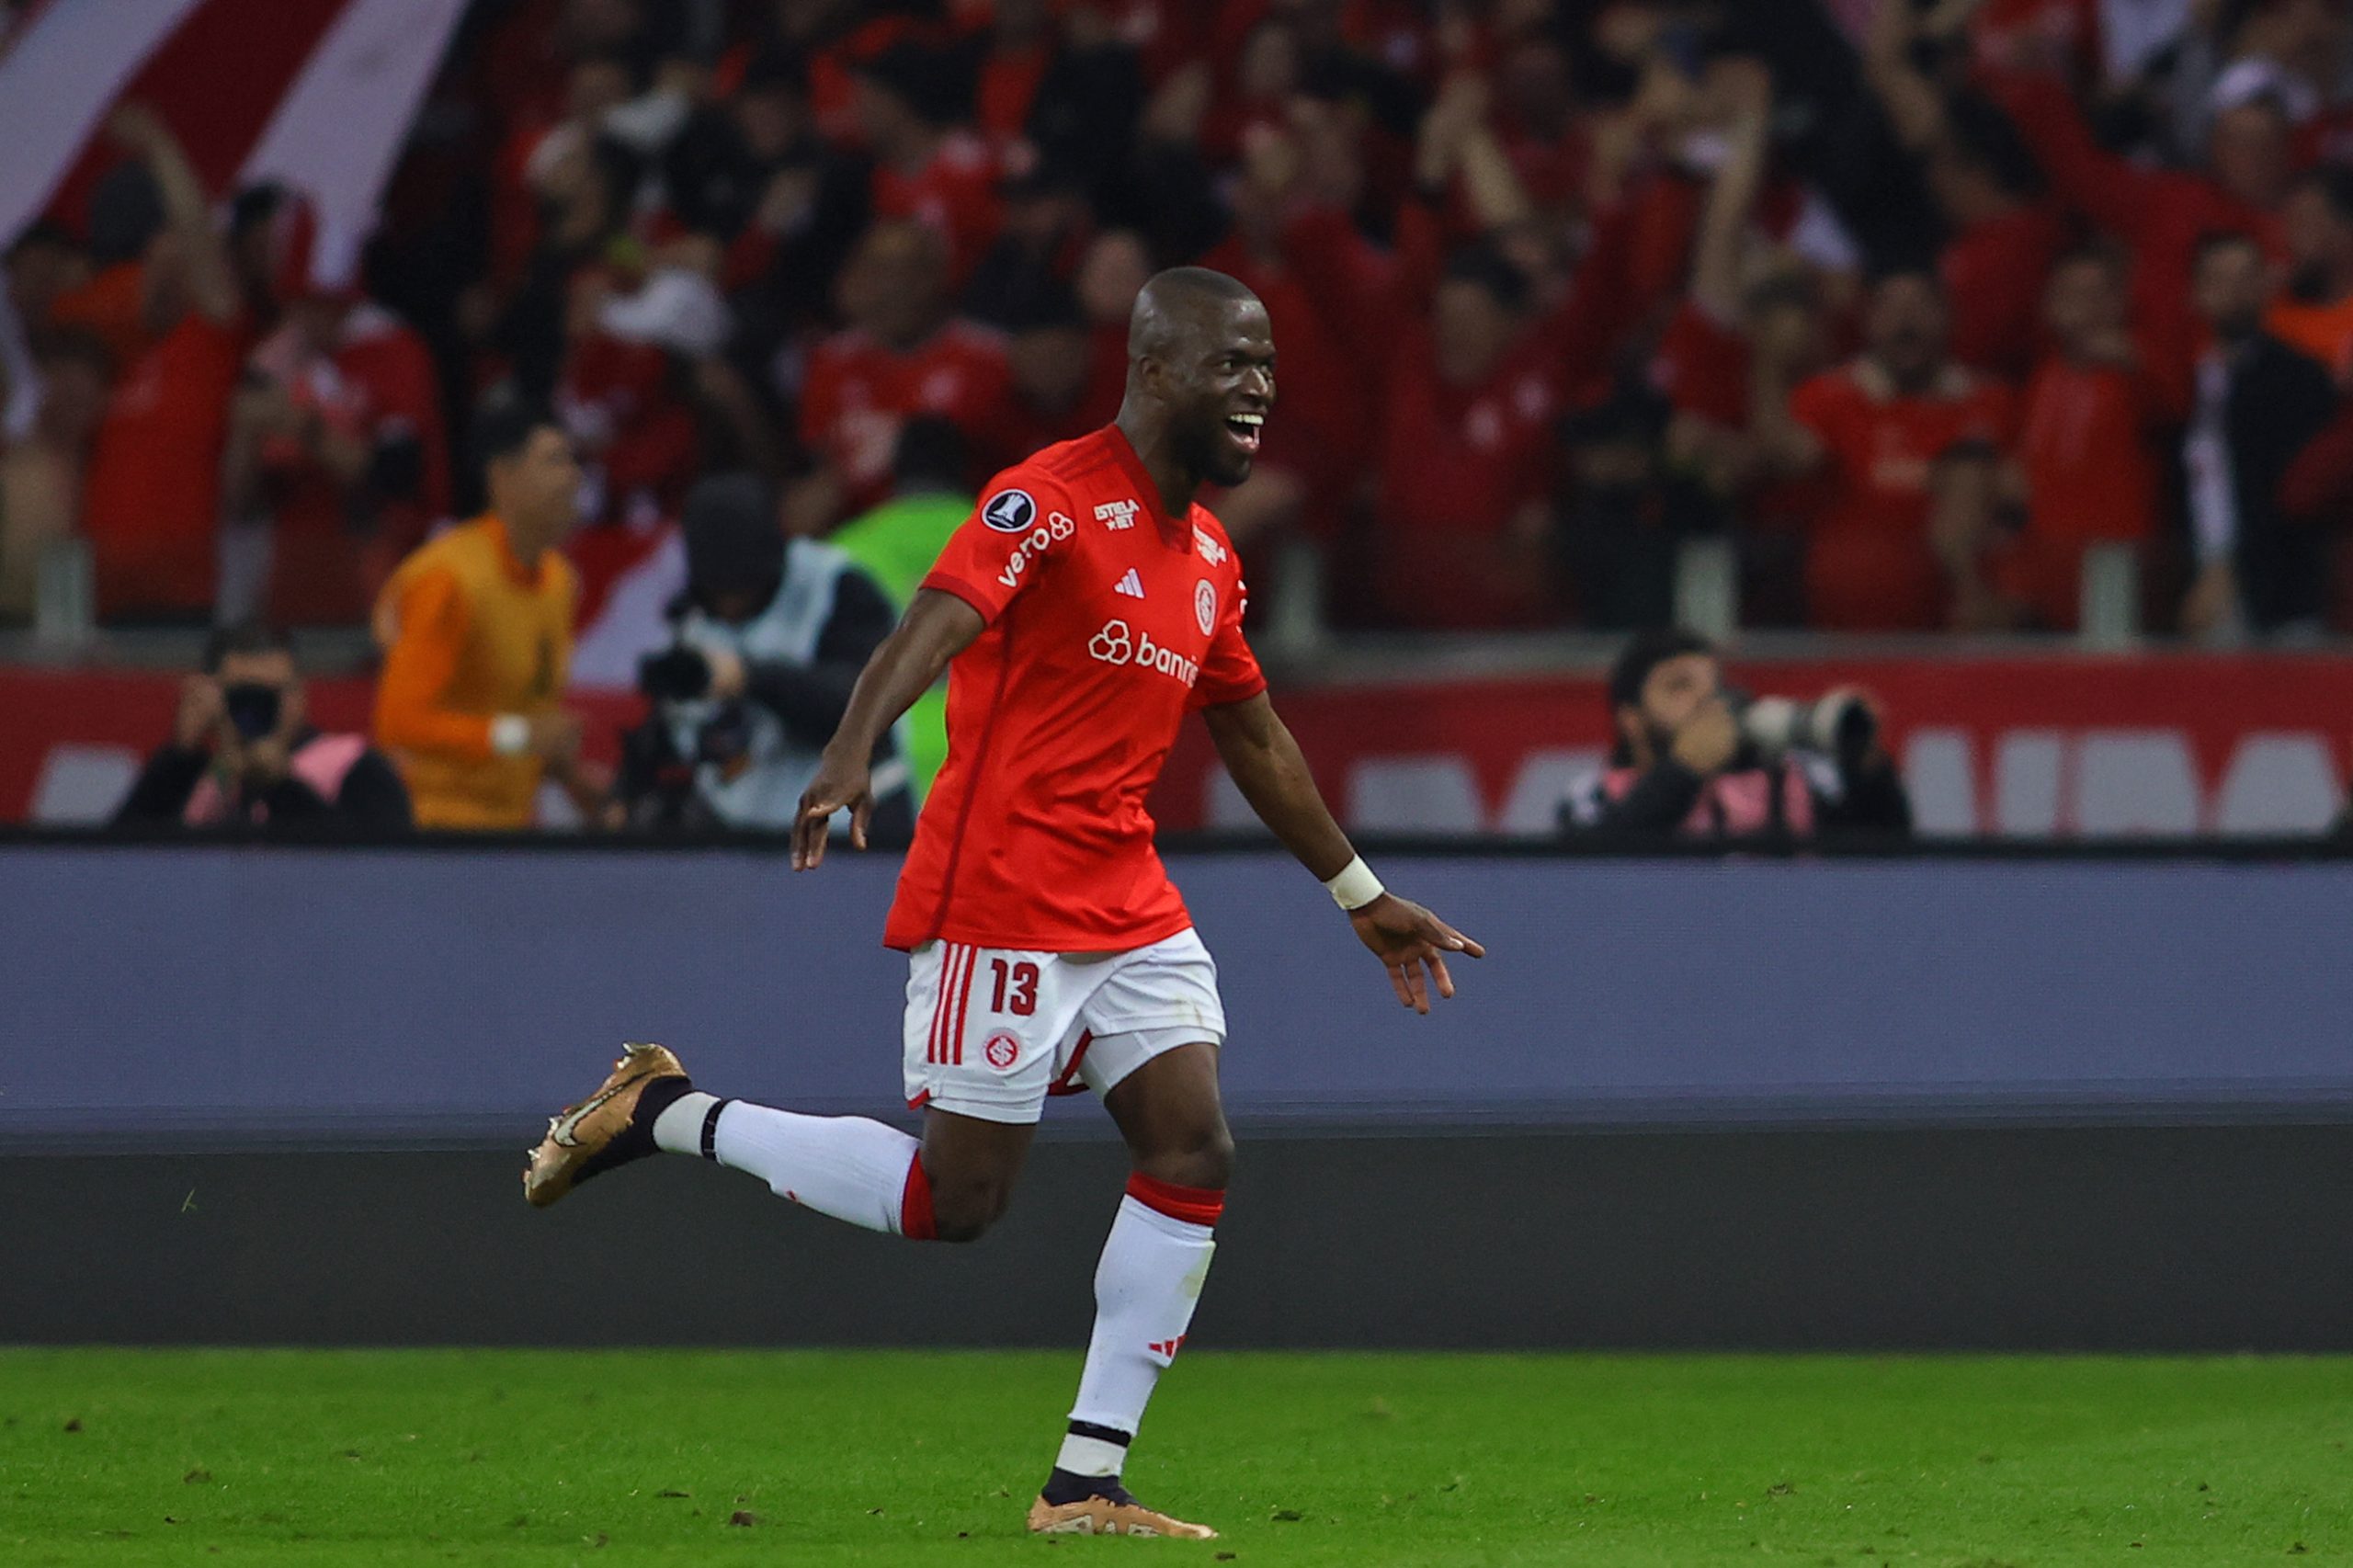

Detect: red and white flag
0,0,467,285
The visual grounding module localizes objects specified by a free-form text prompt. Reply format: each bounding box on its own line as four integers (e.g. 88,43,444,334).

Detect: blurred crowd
9,0,2353,648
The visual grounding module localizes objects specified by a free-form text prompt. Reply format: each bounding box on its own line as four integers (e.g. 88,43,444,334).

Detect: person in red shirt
2002,244,2173,629
75,105,249,621
1367,245,1562,628
1762,269,2018,631
854,40,1005,286
525,267,1480,1540
1862,3,2068,383
217,194,450,627
990,277,1123,462
791,219,1015,528
1986,62,2291,403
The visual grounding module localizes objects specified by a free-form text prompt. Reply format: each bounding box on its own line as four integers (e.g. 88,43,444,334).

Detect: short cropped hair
202,620,292,673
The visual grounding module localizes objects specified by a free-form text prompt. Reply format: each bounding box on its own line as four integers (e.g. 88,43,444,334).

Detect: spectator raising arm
108,104,238,330
1689,60,1775,327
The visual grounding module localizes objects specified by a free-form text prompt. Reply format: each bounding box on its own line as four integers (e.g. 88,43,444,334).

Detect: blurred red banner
6,655,2350,836
1148,653,2353,838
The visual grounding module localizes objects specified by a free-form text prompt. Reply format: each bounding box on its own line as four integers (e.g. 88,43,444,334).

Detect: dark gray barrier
6,845,2353,1141
9,1127,2353,1348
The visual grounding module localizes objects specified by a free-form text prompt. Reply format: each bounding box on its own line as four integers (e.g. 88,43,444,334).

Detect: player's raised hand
1347,892,1484,1015
792,751,872,871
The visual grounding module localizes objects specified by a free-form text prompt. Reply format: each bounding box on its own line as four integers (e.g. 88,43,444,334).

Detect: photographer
616,472,913,834
114,622,412,832
1561,629,1912,841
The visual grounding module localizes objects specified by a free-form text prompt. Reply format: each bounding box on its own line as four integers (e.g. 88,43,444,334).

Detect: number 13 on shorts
989,958,1040,1017
898,932,1229,1125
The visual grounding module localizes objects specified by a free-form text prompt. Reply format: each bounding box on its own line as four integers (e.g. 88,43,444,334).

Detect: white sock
1062,1183,1221,1465
703,1101,926,1236
651,1090,720,1154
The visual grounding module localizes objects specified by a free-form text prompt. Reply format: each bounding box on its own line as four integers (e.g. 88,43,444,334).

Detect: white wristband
489,713,530,757
1324,854,1384,911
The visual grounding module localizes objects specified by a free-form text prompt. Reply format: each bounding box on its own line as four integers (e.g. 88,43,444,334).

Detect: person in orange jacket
373,397,591,829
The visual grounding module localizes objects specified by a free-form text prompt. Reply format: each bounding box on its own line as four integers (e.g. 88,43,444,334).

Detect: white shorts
901,928,1226,1125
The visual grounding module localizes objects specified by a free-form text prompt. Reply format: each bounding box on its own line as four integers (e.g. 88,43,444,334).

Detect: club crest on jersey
983,1030,1020,1069
1096,498,1141,530
982,489,1038,533
1195,579,1217,635
1192,525,1227,564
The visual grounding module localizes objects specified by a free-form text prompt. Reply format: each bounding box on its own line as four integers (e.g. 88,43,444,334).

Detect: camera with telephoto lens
637,643,713,703
637,643,756,775
1723,687,1877,762
221,683,281,742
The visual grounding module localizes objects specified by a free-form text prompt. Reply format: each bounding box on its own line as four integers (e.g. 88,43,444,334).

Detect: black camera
637,644,713,703
694,701,754,772
221,683,282,742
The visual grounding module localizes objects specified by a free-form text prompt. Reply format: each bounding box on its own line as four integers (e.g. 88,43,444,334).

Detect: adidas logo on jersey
1115,569,1144,598
1096,498,1141,529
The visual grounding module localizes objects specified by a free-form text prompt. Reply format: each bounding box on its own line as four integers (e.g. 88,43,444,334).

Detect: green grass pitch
3,1349,2348,1566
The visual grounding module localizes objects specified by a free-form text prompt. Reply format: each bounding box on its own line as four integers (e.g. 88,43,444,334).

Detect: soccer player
524,267,1483,1540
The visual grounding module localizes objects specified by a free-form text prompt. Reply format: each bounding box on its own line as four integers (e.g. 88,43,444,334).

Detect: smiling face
1157,298,1277,489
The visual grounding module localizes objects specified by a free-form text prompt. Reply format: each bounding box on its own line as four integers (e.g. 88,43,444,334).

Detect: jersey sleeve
1190,564,1267,710
373,565,496,760
917,473,1077,624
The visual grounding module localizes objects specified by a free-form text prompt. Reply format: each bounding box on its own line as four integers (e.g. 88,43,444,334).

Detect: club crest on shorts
982,489,1037,533
983,1030,1020,1069
1195,579,1217,635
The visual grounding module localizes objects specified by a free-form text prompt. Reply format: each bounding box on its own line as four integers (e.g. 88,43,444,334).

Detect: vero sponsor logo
995,510,1075,587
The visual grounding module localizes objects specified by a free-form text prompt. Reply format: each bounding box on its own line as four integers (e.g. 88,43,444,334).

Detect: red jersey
800,320,1013,514
1941,203,2069,383
871,132,1004,285
885,426,1266,952
1370,333,1562,629
2005,353,2165,628
83,309,251,618
1791,358,2015,631
254,303,451,624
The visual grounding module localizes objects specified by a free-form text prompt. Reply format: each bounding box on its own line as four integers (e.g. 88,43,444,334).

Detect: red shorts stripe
1126,1171,1225,1228
949,945,977,1065
1046,1029,1094,1096
926,945,953,1064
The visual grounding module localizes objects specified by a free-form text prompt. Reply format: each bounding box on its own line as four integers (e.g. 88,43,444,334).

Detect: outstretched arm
791,587,983,869
1201,692,1483,1013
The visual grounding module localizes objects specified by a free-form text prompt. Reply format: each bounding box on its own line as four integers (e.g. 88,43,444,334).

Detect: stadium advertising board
1153,654,2353,838
3,654,2350,835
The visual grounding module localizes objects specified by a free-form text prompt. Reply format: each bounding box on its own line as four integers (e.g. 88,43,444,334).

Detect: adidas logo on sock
1146,1335,1186,1358
1114,569,1144,598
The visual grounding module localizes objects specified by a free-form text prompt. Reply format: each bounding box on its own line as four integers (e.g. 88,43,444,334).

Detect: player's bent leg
1028,1040,1228,1540
522,1044,1031,1243
914,1107,1036,1243
1103,1040,1234,1192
